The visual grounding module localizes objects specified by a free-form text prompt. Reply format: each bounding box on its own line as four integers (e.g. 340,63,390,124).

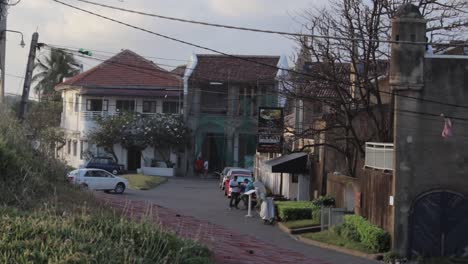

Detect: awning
265,152,308,174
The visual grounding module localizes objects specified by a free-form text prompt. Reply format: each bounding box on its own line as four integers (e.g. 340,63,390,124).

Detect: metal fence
320,207,347,231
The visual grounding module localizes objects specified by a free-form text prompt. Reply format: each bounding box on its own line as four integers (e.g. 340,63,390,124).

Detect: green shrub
383,251,403,264
275,201,320,222
339,215,391,253
312,196,336,207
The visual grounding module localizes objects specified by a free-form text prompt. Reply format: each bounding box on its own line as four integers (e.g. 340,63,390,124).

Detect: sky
4,0,328,98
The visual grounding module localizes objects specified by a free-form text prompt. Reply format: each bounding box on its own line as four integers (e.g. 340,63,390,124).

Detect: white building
55,50,183,171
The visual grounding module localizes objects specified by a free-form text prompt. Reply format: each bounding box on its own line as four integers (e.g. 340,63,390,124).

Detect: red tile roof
55,50,181,90
189,54,280,83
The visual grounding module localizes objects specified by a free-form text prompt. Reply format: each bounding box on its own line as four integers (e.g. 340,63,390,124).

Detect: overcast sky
4,0,329,97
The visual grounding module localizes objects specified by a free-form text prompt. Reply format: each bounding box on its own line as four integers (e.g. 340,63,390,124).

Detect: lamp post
0,29,26,103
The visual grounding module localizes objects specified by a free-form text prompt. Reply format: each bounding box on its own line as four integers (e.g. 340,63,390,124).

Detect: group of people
194,157,209,177
229,175,255,209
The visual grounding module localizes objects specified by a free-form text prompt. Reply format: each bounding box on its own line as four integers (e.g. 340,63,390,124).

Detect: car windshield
231,170,251,175
233,176,252,183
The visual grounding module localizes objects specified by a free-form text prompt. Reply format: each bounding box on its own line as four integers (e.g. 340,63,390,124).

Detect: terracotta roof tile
190,54,280,83
55,50,181,90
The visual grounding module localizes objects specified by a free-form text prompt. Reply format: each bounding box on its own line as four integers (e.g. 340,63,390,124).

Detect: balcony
364,142,394,171
80,111,110,121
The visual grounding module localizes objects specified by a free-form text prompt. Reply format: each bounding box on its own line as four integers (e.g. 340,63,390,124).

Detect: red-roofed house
55,49,183,171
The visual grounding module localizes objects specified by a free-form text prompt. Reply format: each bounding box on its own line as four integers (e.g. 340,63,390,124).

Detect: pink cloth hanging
442,118,453,138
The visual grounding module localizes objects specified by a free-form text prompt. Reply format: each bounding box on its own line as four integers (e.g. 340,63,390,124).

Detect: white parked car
67,168,129,194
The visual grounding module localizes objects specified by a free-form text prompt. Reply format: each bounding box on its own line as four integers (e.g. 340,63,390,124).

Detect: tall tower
389,4,426,90
390,4,427,256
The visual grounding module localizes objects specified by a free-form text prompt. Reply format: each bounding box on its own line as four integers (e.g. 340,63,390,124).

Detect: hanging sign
257,107,284,153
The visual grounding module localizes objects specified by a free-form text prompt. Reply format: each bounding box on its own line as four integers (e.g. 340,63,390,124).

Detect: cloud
3,0,319,96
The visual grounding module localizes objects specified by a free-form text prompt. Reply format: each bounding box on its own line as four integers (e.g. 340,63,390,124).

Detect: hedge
338,215,391,253
275,201,320,222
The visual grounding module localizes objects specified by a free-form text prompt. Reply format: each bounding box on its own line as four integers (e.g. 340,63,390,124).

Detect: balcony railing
364,142,394,171
80,111,110,121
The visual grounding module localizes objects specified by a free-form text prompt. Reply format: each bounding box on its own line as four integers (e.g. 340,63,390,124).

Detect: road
121,177,377,264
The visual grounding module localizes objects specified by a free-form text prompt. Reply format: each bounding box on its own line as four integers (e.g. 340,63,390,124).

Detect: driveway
120,177,376,264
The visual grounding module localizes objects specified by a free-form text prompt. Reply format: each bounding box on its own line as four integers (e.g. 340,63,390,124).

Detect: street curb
297,236,382,262
277,222,321,234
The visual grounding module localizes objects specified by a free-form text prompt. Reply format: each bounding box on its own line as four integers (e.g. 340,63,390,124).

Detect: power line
48,43,188,62
68,0,467,47
48,0,468,113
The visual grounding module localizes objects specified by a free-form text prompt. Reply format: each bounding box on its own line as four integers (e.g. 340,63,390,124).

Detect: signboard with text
257,107,284,153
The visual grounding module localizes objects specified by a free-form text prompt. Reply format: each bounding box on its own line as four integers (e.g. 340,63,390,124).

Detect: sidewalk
98,194,329,264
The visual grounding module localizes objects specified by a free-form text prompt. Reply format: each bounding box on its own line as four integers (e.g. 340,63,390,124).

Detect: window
74,94,79,112
200,86,227,114
292,174,298,183
116,100,135,113
86,99,103,111
67,140,71,154
80,140,84,160
85,170,108,177
143,101,157,113
73,141,77,157
163,101,178,114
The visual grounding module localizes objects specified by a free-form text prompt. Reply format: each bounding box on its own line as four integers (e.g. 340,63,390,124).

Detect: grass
0,207,213,263
0,108,214,263
283,219,320,229
303,230,376,254
123,174,168,190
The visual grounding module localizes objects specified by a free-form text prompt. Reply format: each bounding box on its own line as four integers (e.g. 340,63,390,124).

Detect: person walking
229,175,241,209
203,159,209,178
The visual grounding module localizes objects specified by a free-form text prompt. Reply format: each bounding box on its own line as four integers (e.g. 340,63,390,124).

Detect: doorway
127,147,142,172
410,190,468,257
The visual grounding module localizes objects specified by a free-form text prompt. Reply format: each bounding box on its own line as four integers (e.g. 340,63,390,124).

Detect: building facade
56,50,183,171
182,54,287,174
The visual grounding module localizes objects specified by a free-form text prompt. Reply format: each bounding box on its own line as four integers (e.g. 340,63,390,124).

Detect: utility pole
0,1,7,104
18,32,38,120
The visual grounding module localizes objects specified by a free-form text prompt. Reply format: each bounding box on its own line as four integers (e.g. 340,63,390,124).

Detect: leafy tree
25,101,65,156
32,48,81,100
87,113,191,167
141,114,191,168
86,114,133,163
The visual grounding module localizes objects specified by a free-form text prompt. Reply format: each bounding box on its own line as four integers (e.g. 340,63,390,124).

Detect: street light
2,29,26,48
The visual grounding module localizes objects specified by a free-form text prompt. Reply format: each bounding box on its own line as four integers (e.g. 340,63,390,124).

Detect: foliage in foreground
0,107,73,208
0,208,213,264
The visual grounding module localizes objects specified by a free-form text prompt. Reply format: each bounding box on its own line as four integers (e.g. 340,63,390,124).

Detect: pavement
99,177,377,264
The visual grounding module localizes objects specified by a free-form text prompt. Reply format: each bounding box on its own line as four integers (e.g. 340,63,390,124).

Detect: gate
410,191,468,257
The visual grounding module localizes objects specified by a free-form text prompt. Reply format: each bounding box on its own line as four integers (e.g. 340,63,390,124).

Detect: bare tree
283,0,467,176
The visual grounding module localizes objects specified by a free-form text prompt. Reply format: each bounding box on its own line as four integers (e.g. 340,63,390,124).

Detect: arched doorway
410,190,468,258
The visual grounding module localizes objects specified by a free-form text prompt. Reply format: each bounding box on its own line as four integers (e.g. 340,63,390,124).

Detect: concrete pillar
233,133,239,166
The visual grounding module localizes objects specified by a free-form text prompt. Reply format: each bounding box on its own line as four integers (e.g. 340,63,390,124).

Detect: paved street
111,177,377,264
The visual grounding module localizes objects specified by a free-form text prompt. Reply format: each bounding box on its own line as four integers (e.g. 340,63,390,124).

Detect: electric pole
18,32,38,120
0,1,7,104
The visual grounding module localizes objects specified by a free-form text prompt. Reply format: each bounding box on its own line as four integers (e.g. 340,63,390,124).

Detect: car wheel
112,169,118,175
114,183,125,194
80,183,88,190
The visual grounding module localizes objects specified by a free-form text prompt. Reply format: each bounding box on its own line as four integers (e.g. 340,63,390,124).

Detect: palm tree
33,48,81,100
